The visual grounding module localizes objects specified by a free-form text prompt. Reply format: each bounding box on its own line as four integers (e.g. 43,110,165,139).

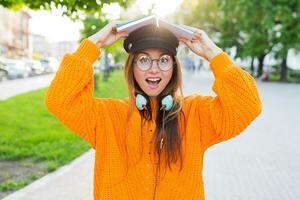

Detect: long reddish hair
122,51,187,176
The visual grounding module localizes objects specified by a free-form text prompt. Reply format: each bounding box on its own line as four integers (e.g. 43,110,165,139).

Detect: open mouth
145,78,162,88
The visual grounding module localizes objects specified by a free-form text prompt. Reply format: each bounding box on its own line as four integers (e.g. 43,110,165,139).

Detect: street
0,74,54,100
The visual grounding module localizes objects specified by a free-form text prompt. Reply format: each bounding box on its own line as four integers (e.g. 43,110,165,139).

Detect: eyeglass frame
133,53,176,72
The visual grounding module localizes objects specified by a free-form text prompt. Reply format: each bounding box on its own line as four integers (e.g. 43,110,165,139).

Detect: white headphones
135,94,173,111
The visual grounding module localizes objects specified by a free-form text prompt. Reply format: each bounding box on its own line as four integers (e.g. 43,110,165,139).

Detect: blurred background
0,0,299,82
0,0,299,200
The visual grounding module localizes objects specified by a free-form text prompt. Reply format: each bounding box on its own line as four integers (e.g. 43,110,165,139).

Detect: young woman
45,21,262,200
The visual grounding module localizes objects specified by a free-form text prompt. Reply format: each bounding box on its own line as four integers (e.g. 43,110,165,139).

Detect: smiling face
133,48,174,98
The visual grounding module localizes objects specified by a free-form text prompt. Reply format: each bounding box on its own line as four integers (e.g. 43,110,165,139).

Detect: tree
173,0,220,34
271,0,300,82
0,0,133,18
177,0,300,81
219,0,300,81
216,0,276,77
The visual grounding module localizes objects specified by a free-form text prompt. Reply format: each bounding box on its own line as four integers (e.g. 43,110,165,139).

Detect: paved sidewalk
2,69,300,200
3,150,95,200
0,74,54,100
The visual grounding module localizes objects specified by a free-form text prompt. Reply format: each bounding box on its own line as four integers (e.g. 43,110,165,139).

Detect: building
0,6,31,58
49,41,78,61
30,34,51,59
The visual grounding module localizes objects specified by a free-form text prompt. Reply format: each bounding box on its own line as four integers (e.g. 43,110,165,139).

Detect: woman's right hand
88,21,129,48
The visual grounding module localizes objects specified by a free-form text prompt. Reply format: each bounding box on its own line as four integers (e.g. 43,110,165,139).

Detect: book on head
116,15,195,40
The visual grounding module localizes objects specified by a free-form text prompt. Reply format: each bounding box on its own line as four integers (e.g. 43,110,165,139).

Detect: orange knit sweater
45,39,262,200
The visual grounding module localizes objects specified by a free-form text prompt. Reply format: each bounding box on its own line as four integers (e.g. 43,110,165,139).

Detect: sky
29,9,83,43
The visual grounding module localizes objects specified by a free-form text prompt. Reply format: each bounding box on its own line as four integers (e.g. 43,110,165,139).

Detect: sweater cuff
73,39,101,64
209,52,235,78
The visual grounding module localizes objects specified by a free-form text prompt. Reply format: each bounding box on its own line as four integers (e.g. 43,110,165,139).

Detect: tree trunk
103,50,110,82
280,56,288,82
250,56,255,76
256,54,266,78
94,73,99,91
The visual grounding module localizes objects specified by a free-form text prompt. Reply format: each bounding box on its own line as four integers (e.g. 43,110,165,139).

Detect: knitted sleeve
45,39,103,149
198,52,262,151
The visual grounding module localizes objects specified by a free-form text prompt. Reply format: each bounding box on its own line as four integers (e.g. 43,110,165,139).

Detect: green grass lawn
95,69,128,98
268,73,299,82
0,70,128,192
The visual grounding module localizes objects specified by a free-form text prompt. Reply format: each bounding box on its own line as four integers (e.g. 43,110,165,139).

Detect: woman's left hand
179,26,223,62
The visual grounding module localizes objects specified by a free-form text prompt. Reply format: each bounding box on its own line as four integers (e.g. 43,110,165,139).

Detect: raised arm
45,40,102,148
180,28,262,150
45,22,129,148
198,53,262,150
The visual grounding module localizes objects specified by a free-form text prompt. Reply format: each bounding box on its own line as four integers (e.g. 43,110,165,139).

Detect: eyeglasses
134,54,174,71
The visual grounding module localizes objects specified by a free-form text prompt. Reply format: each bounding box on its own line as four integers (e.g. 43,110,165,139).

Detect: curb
2,149,94,200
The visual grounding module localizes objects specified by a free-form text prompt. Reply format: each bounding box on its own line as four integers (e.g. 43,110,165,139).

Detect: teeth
147,78,161,81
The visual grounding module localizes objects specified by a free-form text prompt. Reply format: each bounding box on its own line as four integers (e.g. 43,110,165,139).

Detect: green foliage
176,0,300,82
271,1,300,58
0,179,28,191
106,40,128,63
80,14,109,40
0,0,133,18
217,0,275,58
0,173,43,191
175,0,220,32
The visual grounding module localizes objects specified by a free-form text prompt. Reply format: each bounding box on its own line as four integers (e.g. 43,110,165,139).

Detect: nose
149,60,159,73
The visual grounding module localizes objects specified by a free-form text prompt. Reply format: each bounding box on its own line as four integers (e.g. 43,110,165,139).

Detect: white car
0,61,8,81
24,59,44,75
40,58,59,73
0,58,31,79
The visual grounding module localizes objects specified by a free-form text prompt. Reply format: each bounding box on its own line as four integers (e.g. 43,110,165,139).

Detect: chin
141,84,166,97
142,88,159,97
145,92,159,98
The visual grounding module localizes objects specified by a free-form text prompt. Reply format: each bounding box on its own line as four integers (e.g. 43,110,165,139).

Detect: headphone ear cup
136,94,148,110
161,95,173,111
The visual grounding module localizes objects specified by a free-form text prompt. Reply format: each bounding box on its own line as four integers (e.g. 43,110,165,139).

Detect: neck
150,96,157,102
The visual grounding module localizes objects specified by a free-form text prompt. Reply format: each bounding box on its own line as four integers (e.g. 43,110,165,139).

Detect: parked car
0,58,31,79
0,61,8,81
40,58,59,73
24,59,44,76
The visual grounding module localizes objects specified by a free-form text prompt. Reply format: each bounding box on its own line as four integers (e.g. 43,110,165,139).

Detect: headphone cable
152,108,165,200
